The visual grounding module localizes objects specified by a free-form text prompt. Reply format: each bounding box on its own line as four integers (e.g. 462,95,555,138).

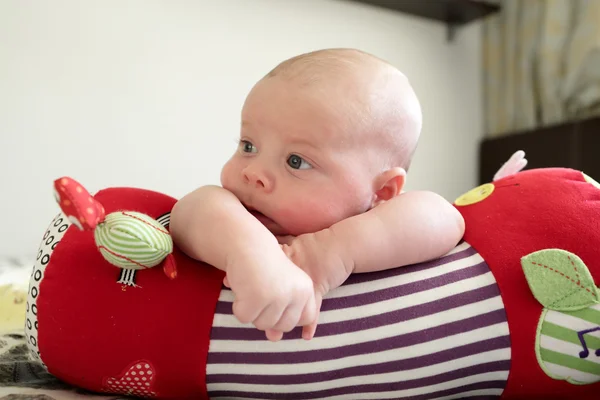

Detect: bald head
266,48,380,83
263,49,422,171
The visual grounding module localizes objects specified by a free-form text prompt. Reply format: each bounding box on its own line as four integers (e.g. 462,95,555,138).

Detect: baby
170,48,465,342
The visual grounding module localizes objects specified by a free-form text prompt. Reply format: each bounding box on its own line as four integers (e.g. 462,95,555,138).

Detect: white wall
0,0,483,257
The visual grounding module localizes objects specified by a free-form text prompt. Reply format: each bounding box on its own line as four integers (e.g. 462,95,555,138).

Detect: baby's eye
239,140,257,154
287,154,312,170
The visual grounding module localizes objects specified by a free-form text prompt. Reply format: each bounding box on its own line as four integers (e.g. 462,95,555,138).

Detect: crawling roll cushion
24,168,600,399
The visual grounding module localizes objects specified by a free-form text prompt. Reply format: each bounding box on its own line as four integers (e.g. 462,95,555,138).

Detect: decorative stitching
549,286,592,308
98,246,152,269
120,212,169,235
569,255,581,285
530,261,593,294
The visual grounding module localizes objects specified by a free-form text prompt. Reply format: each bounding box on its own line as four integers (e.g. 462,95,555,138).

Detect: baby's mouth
243,204,272,224
243,204,288,236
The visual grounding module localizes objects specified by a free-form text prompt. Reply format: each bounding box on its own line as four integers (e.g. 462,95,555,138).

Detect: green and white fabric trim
94,211,173,270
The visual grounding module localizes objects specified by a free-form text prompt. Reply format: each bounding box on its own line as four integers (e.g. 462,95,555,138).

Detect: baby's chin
265,218,323,238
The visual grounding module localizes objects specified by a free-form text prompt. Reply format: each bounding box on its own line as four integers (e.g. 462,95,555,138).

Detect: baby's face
220,77,376,236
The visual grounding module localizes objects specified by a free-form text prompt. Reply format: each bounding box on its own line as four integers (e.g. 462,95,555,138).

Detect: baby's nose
242,167,274,192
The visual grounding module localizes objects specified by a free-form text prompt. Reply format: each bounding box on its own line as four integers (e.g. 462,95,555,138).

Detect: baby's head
221,48,422,236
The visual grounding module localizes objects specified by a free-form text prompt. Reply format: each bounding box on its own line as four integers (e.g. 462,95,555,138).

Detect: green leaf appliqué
522,249,599,311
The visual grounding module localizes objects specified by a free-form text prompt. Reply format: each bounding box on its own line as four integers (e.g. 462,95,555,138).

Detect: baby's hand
224,249,317,342
278,231,353,340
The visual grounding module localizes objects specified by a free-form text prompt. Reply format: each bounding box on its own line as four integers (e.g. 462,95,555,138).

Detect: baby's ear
372,167,406,207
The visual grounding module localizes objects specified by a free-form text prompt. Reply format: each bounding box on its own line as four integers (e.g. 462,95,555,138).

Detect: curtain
483,0,600,137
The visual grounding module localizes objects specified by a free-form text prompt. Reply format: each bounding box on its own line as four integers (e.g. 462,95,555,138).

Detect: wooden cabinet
479,116,600,184
347,0,500,41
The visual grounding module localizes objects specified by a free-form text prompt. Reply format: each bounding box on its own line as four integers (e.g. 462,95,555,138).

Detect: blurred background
1,0,599,262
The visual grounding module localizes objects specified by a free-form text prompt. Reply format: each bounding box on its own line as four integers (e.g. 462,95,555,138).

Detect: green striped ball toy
94,211,173,270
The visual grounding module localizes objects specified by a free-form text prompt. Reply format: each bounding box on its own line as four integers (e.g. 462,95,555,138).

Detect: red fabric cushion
37,187,224,399
456,168,600,399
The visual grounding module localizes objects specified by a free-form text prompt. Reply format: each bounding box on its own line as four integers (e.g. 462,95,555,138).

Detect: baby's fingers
253,303,285,332
297,292,317,327
302,321,317,341
265,329,284,342
232,298,264,325
272,302,304,334
302,294,322,340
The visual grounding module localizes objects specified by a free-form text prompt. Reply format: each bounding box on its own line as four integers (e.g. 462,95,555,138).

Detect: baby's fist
226,251,317,341
278,231,352,339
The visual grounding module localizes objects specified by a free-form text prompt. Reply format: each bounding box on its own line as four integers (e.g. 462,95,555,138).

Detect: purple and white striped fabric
206,242,511,399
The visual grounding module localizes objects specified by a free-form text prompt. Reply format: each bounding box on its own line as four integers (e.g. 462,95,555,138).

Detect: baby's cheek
276,200,345,235
219,158,237,189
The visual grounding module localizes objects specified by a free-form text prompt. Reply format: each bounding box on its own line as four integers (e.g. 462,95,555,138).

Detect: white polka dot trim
102,361,157,398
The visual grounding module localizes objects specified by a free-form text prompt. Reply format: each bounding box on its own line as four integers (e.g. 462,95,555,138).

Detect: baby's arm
282,190,464,292
171,186,272,270
280,190,464,339
331,190,465,273
170,186,317,340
